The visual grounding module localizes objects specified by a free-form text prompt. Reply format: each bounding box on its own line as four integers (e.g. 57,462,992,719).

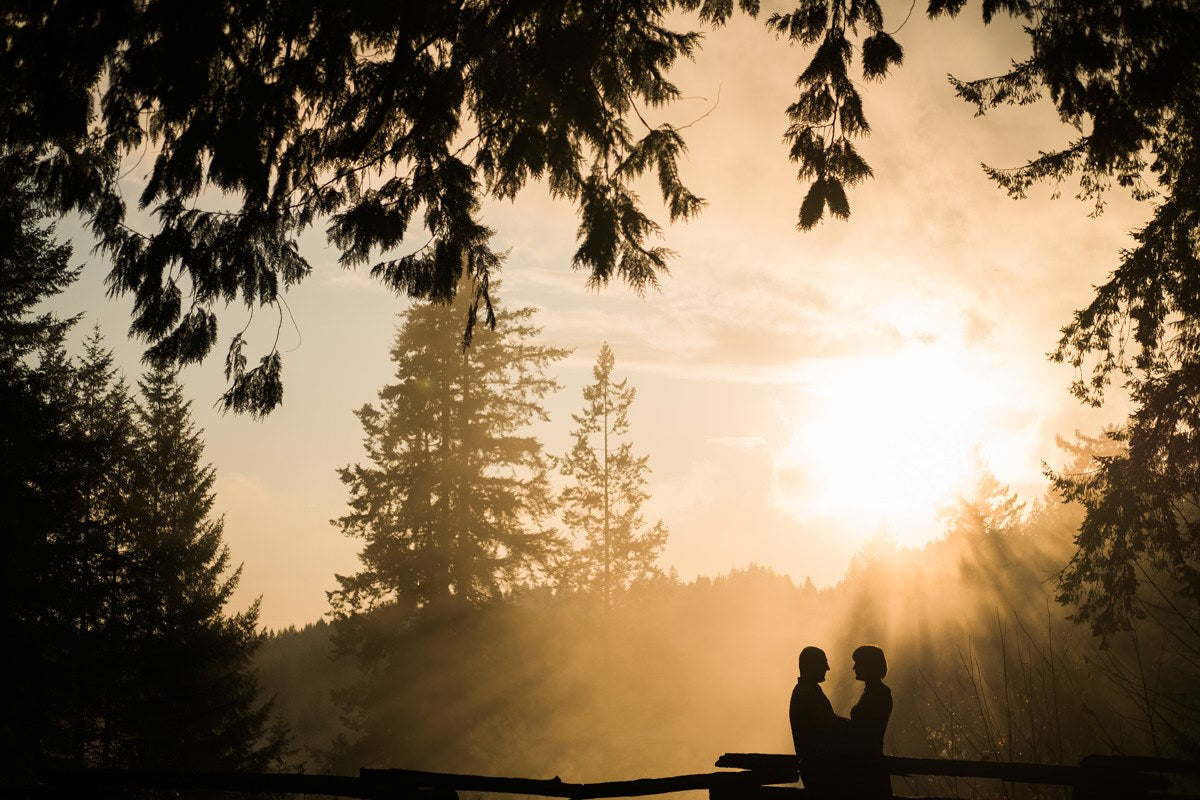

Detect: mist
260,461,1190,797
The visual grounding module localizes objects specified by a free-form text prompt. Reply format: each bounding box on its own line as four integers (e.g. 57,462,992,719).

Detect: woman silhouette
849,645,892,799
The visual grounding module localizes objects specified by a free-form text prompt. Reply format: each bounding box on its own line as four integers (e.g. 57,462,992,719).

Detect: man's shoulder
790,680,829,708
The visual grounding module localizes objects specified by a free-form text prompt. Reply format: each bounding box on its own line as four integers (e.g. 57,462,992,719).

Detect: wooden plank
12,756,1195,800
886,755,1086,785
714,754,1172,791
1084,756,1200,776
23,769,409,799
362,768,799,798
714,755,796,774
711,790,962,800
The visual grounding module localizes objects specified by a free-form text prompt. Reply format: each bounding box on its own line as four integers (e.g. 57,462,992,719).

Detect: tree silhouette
0,165,93,775
941,459,1027,540
331,282,568,615
560,344,668,607
0,160,80,362
952,1,1200,637
120,362,285,770
0,169,283,770
1,2,723,413
69,328,139,767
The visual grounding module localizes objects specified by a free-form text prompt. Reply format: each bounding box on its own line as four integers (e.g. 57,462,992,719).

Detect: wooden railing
5,752,1198,800
0,766,792,800
716,753,1200,799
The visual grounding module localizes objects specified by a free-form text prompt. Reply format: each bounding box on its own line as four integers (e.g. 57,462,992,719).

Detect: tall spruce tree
122,363,284,770
331,283,567,614
67,328,138,767
560,344,668,607
0,163,91,775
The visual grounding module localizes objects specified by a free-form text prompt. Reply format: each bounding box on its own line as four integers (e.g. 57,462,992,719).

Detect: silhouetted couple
789,645,892,800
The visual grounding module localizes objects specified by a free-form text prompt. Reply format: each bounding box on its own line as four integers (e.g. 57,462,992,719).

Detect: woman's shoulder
866,682,892,702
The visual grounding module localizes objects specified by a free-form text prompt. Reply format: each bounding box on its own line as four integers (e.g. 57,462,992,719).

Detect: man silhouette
789,646,848,798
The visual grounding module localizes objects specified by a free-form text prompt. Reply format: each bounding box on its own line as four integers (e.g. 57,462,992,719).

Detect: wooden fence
5,752,1198,800
715,753,1200,799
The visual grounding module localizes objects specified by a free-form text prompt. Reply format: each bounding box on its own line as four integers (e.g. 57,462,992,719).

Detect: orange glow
773,339,1041,548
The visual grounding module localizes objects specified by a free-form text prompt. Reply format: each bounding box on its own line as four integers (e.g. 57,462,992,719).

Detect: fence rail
361,767,800,798
3,766,793,800
4,752,1197,800
718,753,1181,791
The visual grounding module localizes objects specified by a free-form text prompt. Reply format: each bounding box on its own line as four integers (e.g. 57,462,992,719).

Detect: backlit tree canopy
0,0,918,415
3,1,1194,416
2,0,745,415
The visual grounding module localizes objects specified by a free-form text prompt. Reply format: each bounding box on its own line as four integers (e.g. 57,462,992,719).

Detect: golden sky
52,3,1145,628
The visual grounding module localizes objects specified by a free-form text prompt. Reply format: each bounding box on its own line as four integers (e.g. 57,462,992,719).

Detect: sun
773,340,1037,548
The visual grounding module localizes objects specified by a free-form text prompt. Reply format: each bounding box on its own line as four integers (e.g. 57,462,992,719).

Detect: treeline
1,173,284,777
259,460,1198,793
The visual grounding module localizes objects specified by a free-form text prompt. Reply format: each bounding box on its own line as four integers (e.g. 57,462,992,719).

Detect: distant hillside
257,619,357,770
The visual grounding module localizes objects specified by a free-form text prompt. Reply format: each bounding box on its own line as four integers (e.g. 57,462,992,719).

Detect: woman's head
852,644,887,681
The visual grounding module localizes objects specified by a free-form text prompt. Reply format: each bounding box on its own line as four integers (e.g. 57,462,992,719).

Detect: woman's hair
852,644,887,679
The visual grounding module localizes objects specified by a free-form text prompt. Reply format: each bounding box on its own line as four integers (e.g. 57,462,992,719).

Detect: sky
48,2,1147,629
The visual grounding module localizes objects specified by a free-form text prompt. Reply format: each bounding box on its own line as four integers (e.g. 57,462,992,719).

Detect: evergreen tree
0,164,91,775
331,282,567,614
941,457,1027,540
0,163,283,772
560,344,668,607
65,328,138,767
0,160,79,366
121,363,285,770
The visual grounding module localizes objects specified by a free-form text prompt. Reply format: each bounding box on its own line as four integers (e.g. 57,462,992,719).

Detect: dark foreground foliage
0,167,285,776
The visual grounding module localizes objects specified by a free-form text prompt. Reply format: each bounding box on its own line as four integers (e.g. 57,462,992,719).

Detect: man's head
798,646,830,682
